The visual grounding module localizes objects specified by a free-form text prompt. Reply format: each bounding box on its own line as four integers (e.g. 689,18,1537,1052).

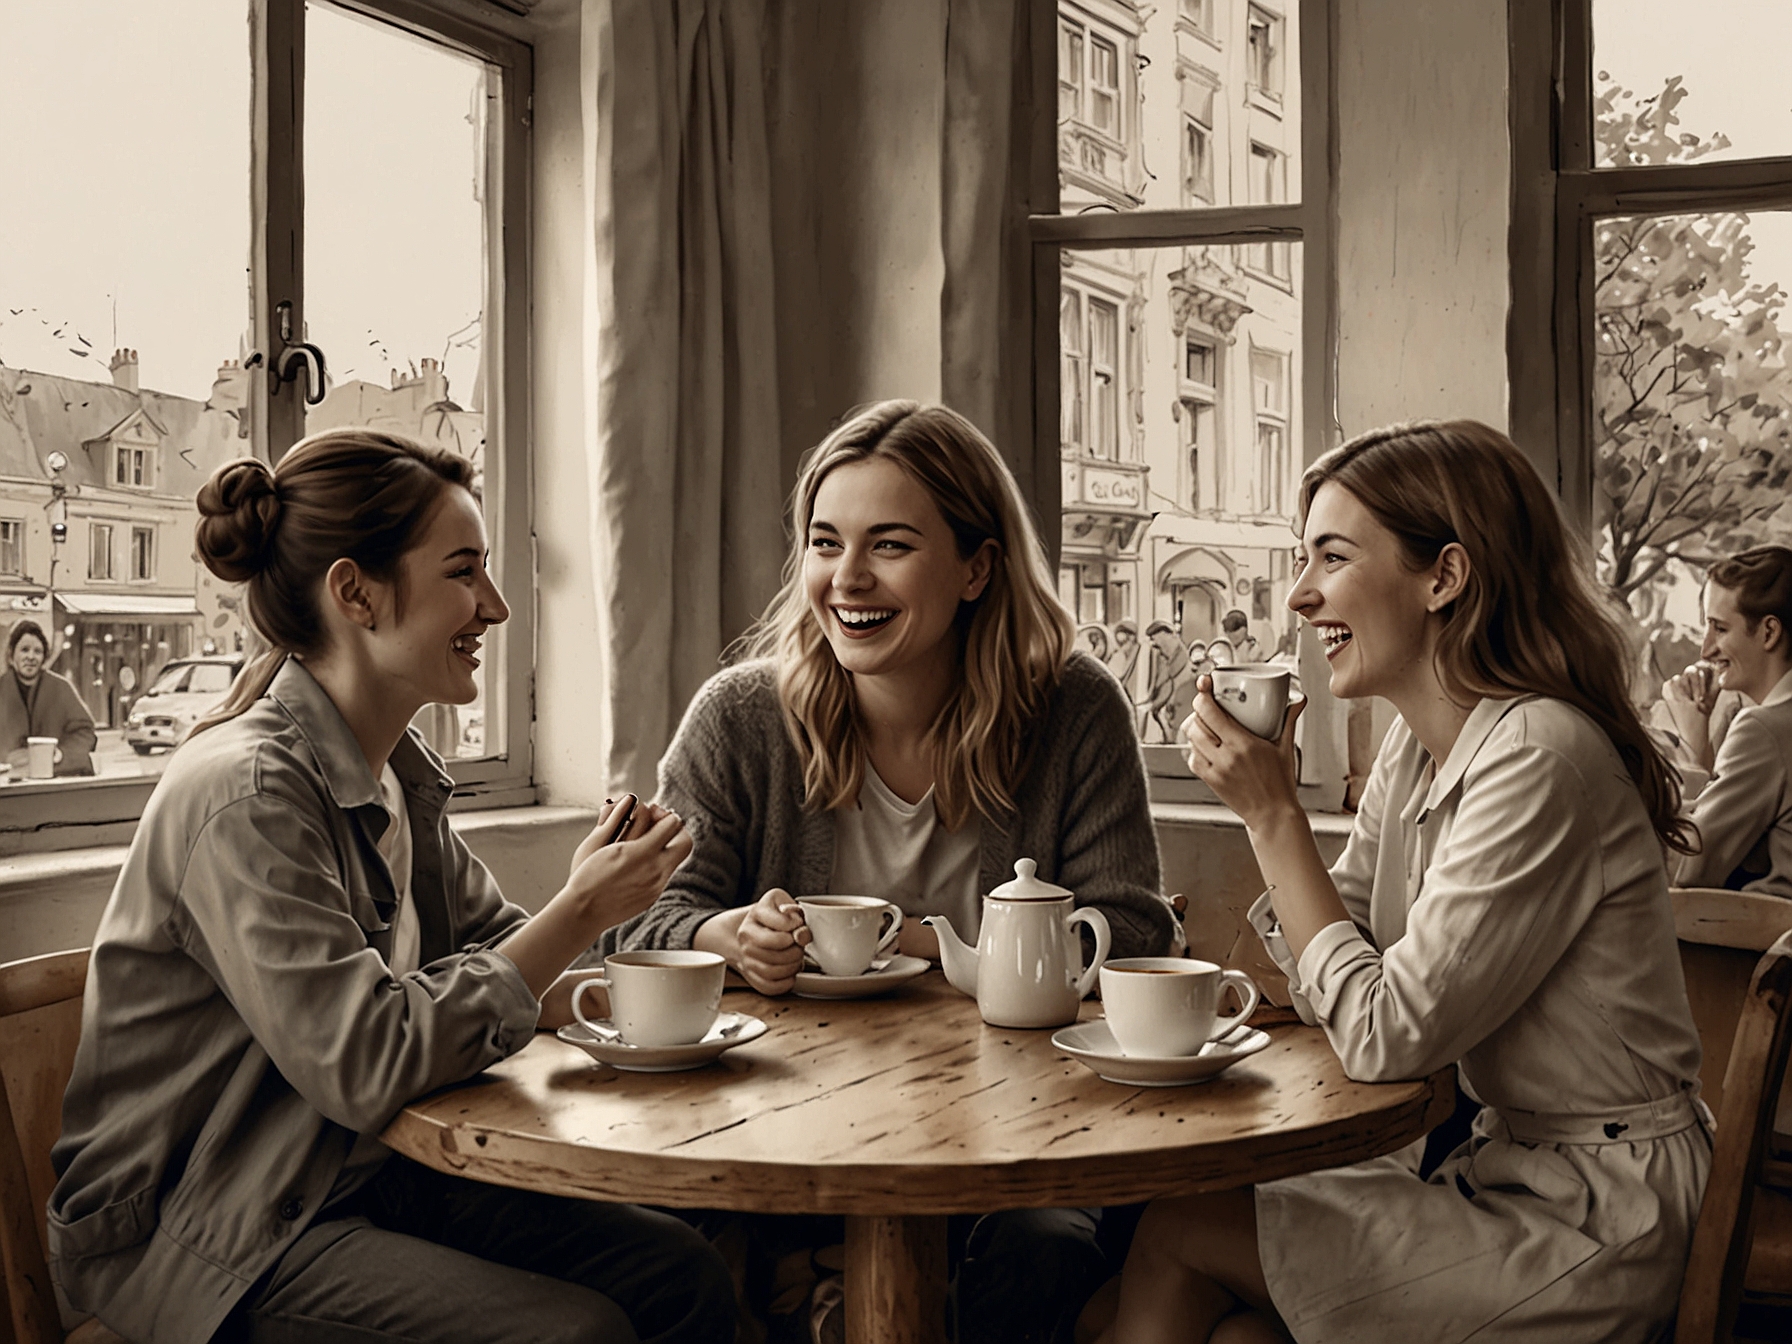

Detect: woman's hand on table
898,919,939,963
537,968,604,1031
1180,676,1305,831
694,890,812,995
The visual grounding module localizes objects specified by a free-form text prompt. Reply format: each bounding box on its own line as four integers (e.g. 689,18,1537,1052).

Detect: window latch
271,301,329,407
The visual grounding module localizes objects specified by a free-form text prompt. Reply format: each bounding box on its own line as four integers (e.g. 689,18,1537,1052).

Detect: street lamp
44,451,69,670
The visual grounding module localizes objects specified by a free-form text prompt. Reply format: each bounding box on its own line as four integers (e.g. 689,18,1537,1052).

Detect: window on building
89,523,114,581
0,521,20,576
1247,5,1283,99
1511,0,1792,734
1088,36,1120,137
130,526,155,582
1251,349,1291,516
1042,0,1331,800
1247,144,1291,279
1179,0,1213,35
0,0,531,834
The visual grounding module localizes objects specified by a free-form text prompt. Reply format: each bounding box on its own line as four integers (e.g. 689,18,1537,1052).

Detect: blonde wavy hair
736,401,1075,828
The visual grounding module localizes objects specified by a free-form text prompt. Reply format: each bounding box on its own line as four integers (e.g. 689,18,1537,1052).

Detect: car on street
123,654,246,754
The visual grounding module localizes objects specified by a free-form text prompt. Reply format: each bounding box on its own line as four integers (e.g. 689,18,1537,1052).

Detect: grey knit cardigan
598,649,1179,961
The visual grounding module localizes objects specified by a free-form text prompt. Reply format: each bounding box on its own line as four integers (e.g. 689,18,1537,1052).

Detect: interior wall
1334,0,1510,439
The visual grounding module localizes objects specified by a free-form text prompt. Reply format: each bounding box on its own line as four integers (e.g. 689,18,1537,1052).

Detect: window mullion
251,0,306,464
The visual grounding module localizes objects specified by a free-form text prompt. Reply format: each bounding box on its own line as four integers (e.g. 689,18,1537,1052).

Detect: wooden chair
0,948,124,1344
1677,927,1792,1341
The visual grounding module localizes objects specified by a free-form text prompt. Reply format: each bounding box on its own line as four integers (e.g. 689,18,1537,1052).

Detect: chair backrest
0,948,90,1344
1674,888,1792,1123
1676,929,1792,1342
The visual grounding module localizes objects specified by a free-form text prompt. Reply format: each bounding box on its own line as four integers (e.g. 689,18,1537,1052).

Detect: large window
1040,0,1338,805
1513,0,1792,731
0,0,532,841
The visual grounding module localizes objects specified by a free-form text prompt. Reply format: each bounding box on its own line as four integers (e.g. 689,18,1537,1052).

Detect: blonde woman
604,399,1177,1344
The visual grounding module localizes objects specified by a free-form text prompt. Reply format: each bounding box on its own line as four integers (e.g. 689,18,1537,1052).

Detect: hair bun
195,458,281,582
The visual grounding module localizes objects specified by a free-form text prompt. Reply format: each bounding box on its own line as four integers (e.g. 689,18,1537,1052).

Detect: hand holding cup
734,889,812,995
1182,673,1305,830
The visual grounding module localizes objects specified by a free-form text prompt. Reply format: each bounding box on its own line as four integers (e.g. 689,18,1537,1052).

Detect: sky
0,0,486,404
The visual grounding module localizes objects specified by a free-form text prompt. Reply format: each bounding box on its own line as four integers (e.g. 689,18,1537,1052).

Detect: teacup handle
1069,907,1111,999
876,905,905,956
571,976,611,1035
1210,970,1260,1038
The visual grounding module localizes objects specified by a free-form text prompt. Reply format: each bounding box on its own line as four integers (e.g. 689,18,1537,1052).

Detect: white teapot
924,858,1111,1028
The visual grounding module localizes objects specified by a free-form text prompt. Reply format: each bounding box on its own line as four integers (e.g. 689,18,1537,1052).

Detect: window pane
1058,0,1300,212
304,1,497,762
0,1,248,773
1059,241,1303,744
1592,207,1792,716
1593,0,1792,167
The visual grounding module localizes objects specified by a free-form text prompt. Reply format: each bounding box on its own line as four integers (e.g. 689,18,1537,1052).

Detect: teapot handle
1068,907,1111,1000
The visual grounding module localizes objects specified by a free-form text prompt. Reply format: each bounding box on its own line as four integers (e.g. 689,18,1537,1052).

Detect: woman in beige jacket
1105,421,1709,1344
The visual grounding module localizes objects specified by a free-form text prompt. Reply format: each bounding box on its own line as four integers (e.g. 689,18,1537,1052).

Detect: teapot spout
922,915,978,996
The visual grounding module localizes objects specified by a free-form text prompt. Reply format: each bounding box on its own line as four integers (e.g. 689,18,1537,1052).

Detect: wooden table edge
381,1061,1457,1215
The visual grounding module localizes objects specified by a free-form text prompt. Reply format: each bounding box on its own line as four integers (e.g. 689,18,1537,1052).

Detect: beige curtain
583,0,1032,791
584,0,786,792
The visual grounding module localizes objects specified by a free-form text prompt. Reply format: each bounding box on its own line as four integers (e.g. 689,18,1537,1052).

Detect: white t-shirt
829,764,983,941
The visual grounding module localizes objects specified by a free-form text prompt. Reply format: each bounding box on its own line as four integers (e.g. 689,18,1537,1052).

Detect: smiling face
802,457,994,687
10,632,45,683
1287,481,1445,702
1700,580,1791,703
366,486,509,709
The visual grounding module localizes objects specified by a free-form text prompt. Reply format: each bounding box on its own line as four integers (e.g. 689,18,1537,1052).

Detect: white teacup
797,896,904,977
573,950,725,1048
1209,664,1292,740
1099,958,1260,1058
26,736,59,780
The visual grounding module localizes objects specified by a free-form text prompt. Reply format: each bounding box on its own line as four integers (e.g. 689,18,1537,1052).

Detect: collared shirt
1675,667,1792,897
48,658,539,1344
1250,695,1701,1118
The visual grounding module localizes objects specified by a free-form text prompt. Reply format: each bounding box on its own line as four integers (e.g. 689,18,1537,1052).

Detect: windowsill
1151,797,1354,838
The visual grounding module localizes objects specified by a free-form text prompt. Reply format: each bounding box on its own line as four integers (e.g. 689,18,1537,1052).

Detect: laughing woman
1110,421,1709,1344
49,430,734,1344
603,399,1179,1343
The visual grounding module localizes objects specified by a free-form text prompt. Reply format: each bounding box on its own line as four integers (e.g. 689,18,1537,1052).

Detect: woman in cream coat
1104,421,1709,1344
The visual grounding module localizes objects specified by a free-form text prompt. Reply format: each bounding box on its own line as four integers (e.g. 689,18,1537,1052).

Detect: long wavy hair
736,401,1075,827
1300,419,1695,854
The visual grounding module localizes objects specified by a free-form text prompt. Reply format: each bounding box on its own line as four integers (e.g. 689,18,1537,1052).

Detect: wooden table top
383,973,1455,1216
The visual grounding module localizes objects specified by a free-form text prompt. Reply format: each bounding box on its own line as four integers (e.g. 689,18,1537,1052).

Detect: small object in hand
605,793,639,845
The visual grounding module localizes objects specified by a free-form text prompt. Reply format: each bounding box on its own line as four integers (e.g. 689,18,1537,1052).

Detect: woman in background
1107,420,1707,1344
0,617,97,775
50,429,732,1344
1663,544,1792,898
606,399,1177,1344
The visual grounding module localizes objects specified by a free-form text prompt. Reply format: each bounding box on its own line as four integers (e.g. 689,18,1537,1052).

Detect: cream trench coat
1248,696,1709,1343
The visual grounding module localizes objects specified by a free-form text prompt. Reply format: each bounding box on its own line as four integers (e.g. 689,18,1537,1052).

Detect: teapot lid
988,858,1072,902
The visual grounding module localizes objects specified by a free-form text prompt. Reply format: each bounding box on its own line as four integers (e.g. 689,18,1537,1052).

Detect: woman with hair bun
602,400,1176,1344
1104,421,1709,1344
49,429,734,1344
1663,544,1792,897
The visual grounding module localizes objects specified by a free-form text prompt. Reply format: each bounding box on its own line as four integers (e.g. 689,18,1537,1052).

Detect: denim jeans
216,1157,737,1344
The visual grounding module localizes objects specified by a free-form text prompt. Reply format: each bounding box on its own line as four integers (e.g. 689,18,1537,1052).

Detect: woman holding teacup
0,617,97,777
1661,545,1792,897
602,400,1179,1343
1104,421,1708,1343
49,430,735,1344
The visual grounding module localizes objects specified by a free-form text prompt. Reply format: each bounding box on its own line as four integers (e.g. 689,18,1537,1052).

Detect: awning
56,593,201,618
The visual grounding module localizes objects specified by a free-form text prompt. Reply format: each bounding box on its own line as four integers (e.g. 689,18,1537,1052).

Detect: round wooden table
383,973,1453,1344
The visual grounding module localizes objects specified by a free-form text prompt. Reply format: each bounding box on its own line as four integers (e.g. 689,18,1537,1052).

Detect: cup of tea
25,736,60,780
572,950,726,1048
1098,958,1260,1057
1208,664,1292,740
796,896,904,976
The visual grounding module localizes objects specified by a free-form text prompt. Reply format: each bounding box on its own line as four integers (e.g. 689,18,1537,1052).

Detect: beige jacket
48,659,540,1344
1675,669,1792,899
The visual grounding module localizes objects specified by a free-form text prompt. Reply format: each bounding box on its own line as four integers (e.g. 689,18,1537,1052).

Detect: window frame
0,520,22,577
1029,0,1342,810
129,525,156,583
0,0,535,846
1509,0,1792,532
87,522,116,583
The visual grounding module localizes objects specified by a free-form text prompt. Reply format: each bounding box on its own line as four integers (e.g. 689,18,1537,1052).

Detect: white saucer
1051,1019,1271,1087
793,954,932,999
557,1011,767,1072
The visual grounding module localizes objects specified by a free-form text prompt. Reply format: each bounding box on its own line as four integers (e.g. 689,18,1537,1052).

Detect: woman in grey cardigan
604,400,1178,1344
50,430,733,1344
